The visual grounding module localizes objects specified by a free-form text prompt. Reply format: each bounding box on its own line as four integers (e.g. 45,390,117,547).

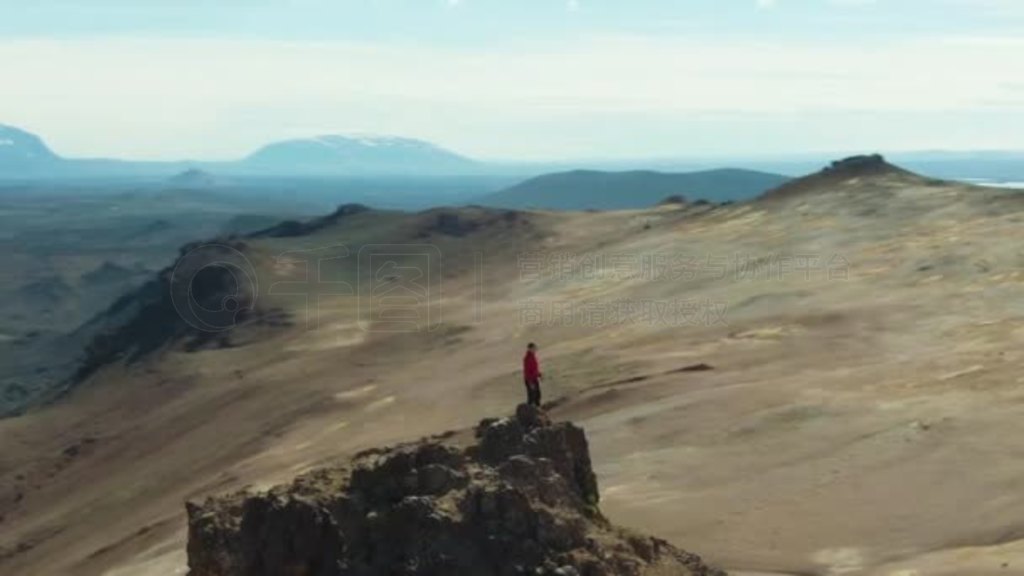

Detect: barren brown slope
4,160,1024,575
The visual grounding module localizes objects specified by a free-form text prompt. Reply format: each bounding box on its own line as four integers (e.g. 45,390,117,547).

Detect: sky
0,0,1023,161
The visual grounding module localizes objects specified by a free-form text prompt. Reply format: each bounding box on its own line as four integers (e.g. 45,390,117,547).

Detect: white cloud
944,35,1024,47
0,35,1021,158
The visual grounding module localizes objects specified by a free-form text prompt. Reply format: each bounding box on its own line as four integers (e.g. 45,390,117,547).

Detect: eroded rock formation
186,405,725,576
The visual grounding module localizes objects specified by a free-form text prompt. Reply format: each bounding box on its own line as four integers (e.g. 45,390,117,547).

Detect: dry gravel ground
4,163,1024,575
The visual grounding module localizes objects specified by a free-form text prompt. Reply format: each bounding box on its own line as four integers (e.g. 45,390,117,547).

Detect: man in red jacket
523,342,542,407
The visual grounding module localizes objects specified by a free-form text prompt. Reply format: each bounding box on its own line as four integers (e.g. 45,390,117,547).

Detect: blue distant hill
3,123,1024,186
0,124,62,175
241,134,478,175
0,125,481,178
478,168,792,210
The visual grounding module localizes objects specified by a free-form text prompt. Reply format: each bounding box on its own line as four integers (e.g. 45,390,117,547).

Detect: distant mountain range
242,134,477,175
0,125,62,175
479,168,791,209
4,123,1024,185
0,124,480,178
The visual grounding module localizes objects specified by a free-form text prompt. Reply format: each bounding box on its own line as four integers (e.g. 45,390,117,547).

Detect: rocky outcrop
186,405,725,576
823,154,889,174
759,154,926,201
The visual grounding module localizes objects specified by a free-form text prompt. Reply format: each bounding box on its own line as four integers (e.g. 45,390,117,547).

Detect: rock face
823,154,891,175
185,405,726,576
73,240,265,382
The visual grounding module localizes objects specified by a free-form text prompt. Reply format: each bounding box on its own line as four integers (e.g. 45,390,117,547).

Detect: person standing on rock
523,342,543,407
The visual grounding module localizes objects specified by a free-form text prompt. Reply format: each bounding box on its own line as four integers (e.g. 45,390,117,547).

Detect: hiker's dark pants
525,379,541,407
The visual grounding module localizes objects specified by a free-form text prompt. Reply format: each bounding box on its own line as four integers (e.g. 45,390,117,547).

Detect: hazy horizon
2,0,1023,161
8,120,1024,169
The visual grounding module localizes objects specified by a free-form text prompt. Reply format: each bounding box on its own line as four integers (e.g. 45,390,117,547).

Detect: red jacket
523,351,541,381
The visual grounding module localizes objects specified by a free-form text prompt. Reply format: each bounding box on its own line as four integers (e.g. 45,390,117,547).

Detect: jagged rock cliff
186,405,726,576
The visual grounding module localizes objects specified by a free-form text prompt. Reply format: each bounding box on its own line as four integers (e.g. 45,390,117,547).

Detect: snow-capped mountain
0,124,62,173
242,134,478,175
0,125,484,179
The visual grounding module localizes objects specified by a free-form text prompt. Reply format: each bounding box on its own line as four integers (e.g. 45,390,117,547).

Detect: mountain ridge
758,153,933,201
0,124,482,178
7,160,1024,574
480,168,791,210
7,123,1024,183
